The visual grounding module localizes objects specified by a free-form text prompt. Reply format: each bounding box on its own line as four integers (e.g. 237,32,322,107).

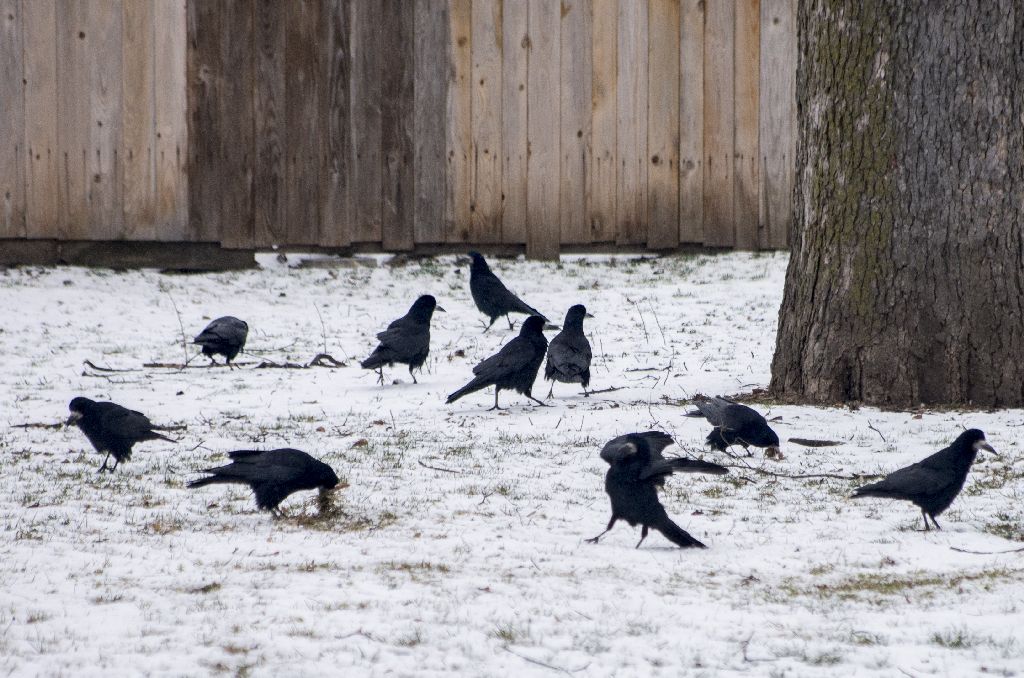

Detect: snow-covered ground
1,252,1022,677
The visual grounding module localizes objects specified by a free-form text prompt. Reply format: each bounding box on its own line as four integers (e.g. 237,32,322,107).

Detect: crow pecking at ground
360,294,445,384
851,429,994,531
467,252,549,331
66,397,175,473
544,304,593,398
446,315,549,410
188,448,340,517
587,431,729,549
688,395,781,458
193,316,249,367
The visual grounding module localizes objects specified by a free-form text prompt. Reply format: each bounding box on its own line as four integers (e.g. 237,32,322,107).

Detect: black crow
360,294,445,384
587,432,728,549
689,395,781,457
66,397,174,472
468,252,549,331
852,429,994,531
193,316,249,367
544,304,593,398
188,448,340,516
446,315,549,410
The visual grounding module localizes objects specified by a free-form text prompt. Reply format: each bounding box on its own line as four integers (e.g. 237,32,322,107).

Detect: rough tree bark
770,0,1024,407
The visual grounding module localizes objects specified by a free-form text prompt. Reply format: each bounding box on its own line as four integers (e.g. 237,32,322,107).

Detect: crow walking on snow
851,429,993,531
193,316,249,367
544,304,593,398
587,432,728,549
361,294,445,384
188,448,340,516
66,397,175,473
688,395,781,457
446,315,549,410
467,252,549,331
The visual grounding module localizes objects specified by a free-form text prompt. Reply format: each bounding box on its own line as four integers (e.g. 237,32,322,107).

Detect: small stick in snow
83,360,138,373
416,460,463,475
501,646,585,675
867,420,887,442
950,545,1024,555
788,438,843,447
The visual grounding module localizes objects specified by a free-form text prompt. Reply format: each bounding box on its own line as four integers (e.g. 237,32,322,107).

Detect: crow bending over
446,315,548,410
66,397,174,472
193,316,249,367
188,448,340,516
688,395,780,457
852,429,993,531
545,304,593,398
361,295,445,384
587,432,728,549
468,252,549,331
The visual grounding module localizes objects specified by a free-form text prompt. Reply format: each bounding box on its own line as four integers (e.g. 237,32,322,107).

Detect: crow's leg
487,390,503,411
506,314,516,330
582,386,589,397
97,452,111,473
483,317,498,333
586,516,617,544
921,508,930,531
409,365,418,384
546,381,555,399
526,391,549,407
108,457,119,473
635,525,649,549
929,514,942,530
376,367,385,385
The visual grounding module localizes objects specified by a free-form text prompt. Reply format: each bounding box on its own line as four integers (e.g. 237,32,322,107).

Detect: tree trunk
771,1,1024,407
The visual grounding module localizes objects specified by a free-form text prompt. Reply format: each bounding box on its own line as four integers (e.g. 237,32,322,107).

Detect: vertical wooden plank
284,0,322,245
588,0,616,243
734,0,760,250
23,0,58,239
446,0,471,243
219,0,254,247
646,0,679,249
186,0,222,242
469,0,502,243
320,0,352,247
0,0,25,237
122,0,155,239
56,0,91,240
679,0,704,243
381,0,414,250
703,0,735,246
153,0,188,240
87,0,124,239
253,0,285,246
350,0,383,243
559,0,591,245
500,0,527,244
615,0,647,245
759,0,796,249
526,0,560,259
413,0,447,244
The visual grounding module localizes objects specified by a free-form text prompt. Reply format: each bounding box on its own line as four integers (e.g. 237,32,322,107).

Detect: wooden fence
0,0,796,259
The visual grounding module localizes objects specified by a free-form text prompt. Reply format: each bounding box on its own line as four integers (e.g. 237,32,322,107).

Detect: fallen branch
624,365,670,373
867,420,887,442
716,464,880,482
12,422,64,430
417,459,463,475
950,546,1024,555
83,360,138,373
788,437,843,447
502,646,586,675
307,353,346,368
584,385,627,395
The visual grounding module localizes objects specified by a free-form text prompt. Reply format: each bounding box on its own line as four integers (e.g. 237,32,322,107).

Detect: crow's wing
475,270,546,319
856,460,954,497
600,435,642,464
195,317,247,345
546,334,591,376
640,457,729,481
208,449,314,484
471,336,537,378
97,403,157,438
692,396,736,426
719,401,765,432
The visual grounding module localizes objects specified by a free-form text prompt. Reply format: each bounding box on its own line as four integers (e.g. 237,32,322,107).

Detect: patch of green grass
931,628,974,649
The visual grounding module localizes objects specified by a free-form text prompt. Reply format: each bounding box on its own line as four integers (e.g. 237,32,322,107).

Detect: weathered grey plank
559,0,592,245
734,0,760,250
413,0,447,244
646,0,680,249
469,0,502,243
186,0,222,242
153,0,188,240
382,0,414,250
284,0,322,245
615,0,647,244
526,0,560,259
446,0,471,243
87,0,124,239
122,0,156,239
0,0,25,237
252,0,285,247
759,0,795,249
703,0,734,246
23,0,58,239
56,0,91,240
218,0,254,247
320,0,352,247
588,0,617,243
350,0,383,243
500,0,528,244
679,0,704,243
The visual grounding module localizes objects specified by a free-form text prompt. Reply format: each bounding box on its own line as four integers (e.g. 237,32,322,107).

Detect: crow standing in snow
360,294,445,384
467,252,550,331
851,429,994,531
587,432,728,549
688,395,781,457
193,316,249,367
66,397,175,472
188,448,340,516
544,304,593,398
446,315,549,410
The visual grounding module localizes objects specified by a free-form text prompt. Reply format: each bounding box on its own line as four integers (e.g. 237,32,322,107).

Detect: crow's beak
978,441,996,454
436,306,447,313
543,323,561,331
766,445,781,457
66,412,83,426
585,313,595,318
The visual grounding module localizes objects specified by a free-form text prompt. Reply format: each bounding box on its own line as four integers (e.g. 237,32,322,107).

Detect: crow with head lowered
587,432,728,549
66,397,175,473
544,304,593,398
193,316,249,367
361,294,445,384
852,429,994,531
188,448,340,517
688,395,781,458
467,252,549,332
446,315,549,410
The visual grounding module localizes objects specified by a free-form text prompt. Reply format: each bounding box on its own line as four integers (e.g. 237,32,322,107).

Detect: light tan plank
500,0,527,244
87,0,124,239
703,0,734,246
734,0,760,250
526,0,560,259
678,0,703,243
446,0,472,243
23,0,58,238
470,0,502,243
759,0,795,249
122,0,155,239
615,0,647,244
0,0,25,237
588,0,616,243
413,0,447,244
153,0,187,241
56,0,91,240
646,0,679,249
559,0,591,245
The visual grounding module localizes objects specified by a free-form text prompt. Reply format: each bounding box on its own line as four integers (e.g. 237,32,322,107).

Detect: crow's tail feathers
850,482,896,500
186,474,232,489
360,349,388,371
651,513,706,549
446,378,487,404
